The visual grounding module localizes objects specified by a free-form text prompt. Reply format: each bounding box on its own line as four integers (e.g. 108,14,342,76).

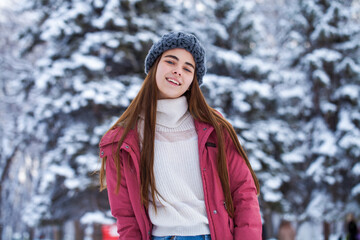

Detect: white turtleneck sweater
138,96,210,237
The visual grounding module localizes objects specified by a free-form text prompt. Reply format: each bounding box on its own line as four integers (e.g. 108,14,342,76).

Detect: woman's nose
172,67,182,76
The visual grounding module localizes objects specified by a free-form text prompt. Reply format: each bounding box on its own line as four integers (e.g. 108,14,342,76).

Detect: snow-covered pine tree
277,0,360,234
0,2,43,238
15,0,269,237
253,0,318,233
5,0,358,238
9,0,277,237
200,1,289,237
15,0,179,237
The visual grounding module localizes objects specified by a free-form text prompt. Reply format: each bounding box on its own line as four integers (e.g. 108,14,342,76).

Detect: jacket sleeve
105,149,142,239
225,133,262,240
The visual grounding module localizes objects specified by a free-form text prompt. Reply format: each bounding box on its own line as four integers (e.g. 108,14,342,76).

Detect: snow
265,176,282,189
351,183,360,196
40,18,67,41
297,221,323,240
39,171,56,193
313,69,330,85
324,176,336,185
337,109,355,131
252,148,281,169
240,80,271,98
261,178,283,202
282,151,304,163
76,154,100,173
339,132,360,155
72,53,105,71
93,0,104,8
79,32,117,53
92,7,126,29
215,48,243,65
17,165,27,183
305,194,328,220
250,158,261,171
80,211,114,225
230,117,250,129
311,20,337,43
22,195,51,227
352,163,360,175
82,88,96,99
1,0,360,238
312,120,337,156
64,178,81,189
48,164,74,178
278,85,305,99
317,133,336,156
39,1,92,40
335,85,359,101
336,57,360,75
0,0,12,9
106,39,120,48
304,49,342,68
307,157,324,178
263,191,283,202
241,57,272,76
320,101,337,113
126,80,142,99
225,2,254,26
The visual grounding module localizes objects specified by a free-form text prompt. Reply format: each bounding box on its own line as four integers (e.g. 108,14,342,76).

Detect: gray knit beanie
144,31,206,86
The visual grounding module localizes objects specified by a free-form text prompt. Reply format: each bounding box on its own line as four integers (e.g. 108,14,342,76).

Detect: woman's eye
166,60,174,64
184,68,192,73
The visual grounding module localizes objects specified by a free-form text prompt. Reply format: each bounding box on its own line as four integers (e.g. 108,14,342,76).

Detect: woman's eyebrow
164,55,195,70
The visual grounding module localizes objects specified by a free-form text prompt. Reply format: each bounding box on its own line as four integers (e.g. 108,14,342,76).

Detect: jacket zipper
122,145,152,239
200,127,217,240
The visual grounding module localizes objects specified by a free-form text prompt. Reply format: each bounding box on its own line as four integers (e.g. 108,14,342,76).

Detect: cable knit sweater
138,96,210,236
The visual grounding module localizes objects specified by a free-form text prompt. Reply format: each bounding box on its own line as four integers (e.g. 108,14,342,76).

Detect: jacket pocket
205,142,216,147
228,214,234,234
222,201,234,235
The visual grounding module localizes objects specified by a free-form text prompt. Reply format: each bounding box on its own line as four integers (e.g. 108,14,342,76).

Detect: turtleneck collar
139,96,190,129
156,96,189,128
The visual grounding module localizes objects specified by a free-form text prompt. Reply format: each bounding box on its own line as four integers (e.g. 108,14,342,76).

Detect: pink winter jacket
99,119,262,240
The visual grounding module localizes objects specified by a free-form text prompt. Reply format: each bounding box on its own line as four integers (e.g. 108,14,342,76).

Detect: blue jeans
152,235,211,240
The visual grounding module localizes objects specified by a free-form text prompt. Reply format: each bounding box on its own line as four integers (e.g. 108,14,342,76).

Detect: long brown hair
99,55,260,217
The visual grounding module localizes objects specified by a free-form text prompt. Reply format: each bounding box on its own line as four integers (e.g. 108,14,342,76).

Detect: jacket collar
194,119,214,139
99,125,140,151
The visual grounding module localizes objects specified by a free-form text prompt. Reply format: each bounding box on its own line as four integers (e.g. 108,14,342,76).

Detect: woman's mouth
166,78,181,86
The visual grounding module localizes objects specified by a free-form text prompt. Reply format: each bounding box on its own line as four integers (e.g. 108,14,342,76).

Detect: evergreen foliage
0,0,359,238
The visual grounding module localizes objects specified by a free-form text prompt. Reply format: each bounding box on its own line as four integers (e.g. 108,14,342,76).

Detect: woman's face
155,48,195,99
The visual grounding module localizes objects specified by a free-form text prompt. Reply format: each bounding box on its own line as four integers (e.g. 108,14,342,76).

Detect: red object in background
102,224,119,240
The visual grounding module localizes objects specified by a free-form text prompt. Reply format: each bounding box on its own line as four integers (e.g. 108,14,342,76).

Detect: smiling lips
166,77,181,86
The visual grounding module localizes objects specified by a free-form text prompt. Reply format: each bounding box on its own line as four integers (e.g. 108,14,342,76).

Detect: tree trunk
29,227,34,240
54,224,63,240
263,209,273,238
93,224,102,240
75,220,84,240
323,221,330,240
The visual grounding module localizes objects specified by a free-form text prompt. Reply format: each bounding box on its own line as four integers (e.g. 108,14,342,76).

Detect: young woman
99,32,262,240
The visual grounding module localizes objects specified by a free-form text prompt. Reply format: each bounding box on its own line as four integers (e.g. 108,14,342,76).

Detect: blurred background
0,0,359,239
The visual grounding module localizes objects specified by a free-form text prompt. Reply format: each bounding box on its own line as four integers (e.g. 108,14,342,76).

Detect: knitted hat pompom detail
144,32,206,86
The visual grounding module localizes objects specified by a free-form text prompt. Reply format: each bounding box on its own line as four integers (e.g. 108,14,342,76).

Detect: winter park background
0,0,360,239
